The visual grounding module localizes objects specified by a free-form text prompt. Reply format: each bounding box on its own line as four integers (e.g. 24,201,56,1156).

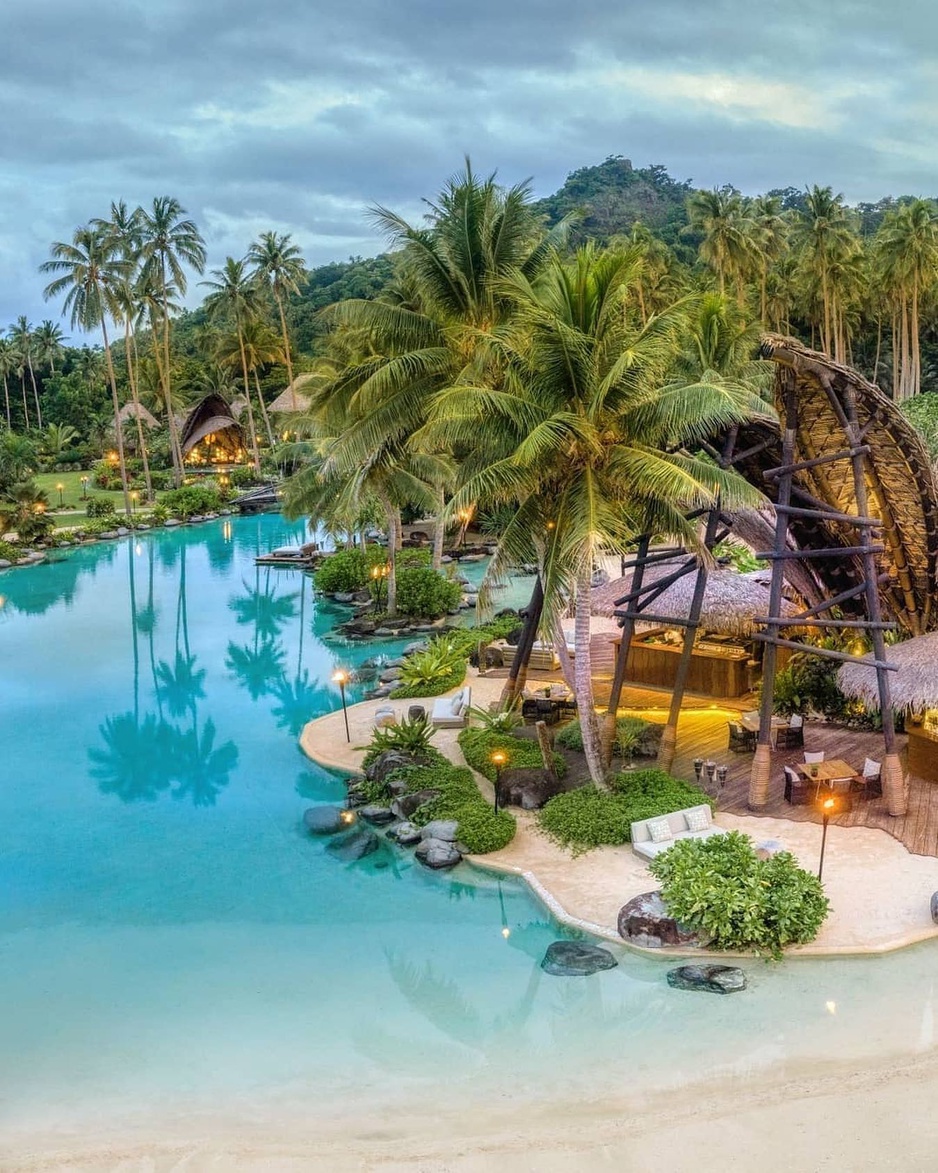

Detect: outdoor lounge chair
430,686,472,729
778,714,804,750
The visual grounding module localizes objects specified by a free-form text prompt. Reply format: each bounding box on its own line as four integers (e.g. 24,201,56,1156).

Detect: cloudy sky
2,0,936,332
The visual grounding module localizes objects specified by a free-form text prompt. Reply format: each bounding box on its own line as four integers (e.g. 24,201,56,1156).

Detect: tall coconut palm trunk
125,320,153,502
573,561,604,786
237,331,262,473
432,484,446,570
254,368,276,448
275,292,296,409
26,355,42,429
101,318,132,517
2,376,10,429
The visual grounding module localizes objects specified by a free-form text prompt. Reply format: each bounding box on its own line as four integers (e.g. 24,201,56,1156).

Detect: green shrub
537,787,632,854
147,504,168,525
458,727,566,781
361,714,435,768
395,566,462,618
396,548,432,569
75,517,122,536
556,715,653,755
85,496,116,518
391,637,467,699
229,465,259,488
160,485,222,519
649,831,830,958
466,704,521,734
536,768,710,855
448,803,516,853
384,762,516,854
314,547,386,593
0,538,19,561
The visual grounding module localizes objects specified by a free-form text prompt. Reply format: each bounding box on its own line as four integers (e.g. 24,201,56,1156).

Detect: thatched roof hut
117,401,159,429
269,375,312,414
728,335,938,635
838,634,937,711
179,394,244,461
591,560,799,638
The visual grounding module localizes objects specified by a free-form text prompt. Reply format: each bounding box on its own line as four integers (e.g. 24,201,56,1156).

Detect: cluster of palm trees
283,164,773,784
686,186,938,399
39,198,306,515
0,318,66,430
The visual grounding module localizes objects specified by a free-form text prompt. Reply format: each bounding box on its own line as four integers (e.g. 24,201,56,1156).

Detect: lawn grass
34,471,158,528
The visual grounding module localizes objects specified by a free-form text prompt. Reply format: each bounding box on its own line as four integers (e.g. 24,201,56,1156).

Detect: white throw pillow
685,808,710,833
647,817,673,844
450,694,463,716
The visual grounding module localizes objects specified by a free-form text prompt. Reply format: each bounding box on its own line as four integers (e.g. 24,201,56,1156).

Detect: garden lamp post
693,757,704,784
56,482,64,508
490,749,508,813
80,476,89,500
817,794,837,881
371,563,389,613
457,508,472,548
131,491,138,515
332,668,351,743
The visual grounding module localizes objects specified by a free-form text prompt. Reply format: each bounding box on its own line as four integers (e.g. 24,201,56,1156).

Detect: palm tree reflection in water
89,538,238,805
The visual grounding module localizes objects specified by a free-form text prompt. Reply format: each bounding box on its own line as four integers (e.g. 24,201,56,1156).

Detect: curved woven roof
839,633,938,711
179,394,243,458
269,375,312,414
731,335,938,635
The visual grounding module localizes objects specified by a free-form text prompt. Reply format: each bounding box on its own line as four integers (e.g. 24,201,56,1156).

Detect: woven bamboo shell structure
839,633,938,711
179,393,244,458
731,335,938,635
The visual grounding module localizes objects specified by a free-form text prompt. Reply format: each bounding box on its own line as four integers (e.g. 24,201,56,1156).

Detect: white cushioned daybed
630,805,725,861
431,686,472,728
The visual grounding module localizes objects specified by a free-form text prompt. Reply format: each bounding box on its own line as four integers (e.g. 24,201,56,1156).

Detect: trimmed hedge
537,768,711,855
458,727,566,782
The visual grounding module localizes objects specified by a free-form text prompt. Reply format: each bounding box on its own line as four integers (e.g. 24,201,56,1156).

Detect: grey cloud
4,0,938,325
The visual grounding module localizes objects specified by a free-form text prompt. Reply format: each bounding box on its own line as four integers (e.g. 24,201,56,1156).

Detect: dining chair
804,751,825,764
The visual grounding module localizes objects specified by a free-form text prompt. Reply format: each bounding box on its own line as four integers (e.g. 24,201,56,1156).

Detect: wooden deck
626,689,938,859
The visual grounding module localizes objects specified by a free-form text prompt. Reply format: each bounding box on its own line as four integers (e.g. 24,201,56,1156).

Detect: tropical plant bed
536,768,713,856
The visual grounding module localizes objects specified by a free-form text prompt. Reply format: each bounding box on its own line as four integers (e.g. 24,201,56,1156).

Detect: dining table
740,712,790,748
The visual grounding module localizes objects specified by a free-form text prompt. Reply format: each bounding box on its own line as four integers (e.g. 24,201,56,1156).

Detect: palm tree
39,422,79,463
215,316,282,447
34,320,66,374
875,199,938,400
308,162,567,572
9,318,43,429
794,186,859,362
749,195,789,324
94,200,154,501
247,231,307,407
137,197,206,485
0,337,16,429
686,189,760,306
201,257,264,473
40,225,133,515
434,245,769,783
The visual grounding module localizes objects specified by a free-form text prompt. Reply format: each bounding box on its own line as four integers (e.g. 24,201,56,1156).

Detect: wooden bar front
615,632,751,699
907,722,938,784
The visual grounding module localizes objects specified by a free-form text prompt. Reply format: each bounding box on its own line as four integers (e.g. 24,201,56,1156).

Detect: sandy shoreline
6,1045,938,1171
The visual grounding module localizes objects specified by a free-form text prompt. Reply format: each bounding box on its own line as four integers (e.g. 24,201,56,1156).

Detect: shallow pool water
2,515,937,1136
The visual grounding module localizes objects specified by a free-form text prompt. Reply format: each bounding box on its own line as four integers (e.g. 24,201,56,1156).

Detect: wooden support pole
500,576,543,709
764,445,871,479
750,372,798,809
841,386,907,816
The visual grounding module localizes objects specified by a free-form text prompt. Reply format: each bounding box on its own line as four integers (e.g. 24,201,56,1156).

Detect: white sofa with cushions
431,686,473,728
630,805,725,861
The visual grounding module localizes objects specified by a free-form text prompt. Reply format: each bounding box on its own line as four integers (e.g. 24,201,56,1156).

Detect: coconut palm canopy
269,375,312,414
728,335,938,635
179,393,244,460
591,560,799,637
117,401,158,428
838,633,938,712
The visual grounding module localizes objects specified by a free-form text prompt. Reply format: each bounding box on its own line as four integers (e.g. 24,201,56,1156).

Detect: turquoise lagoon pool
2,514,938,1138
